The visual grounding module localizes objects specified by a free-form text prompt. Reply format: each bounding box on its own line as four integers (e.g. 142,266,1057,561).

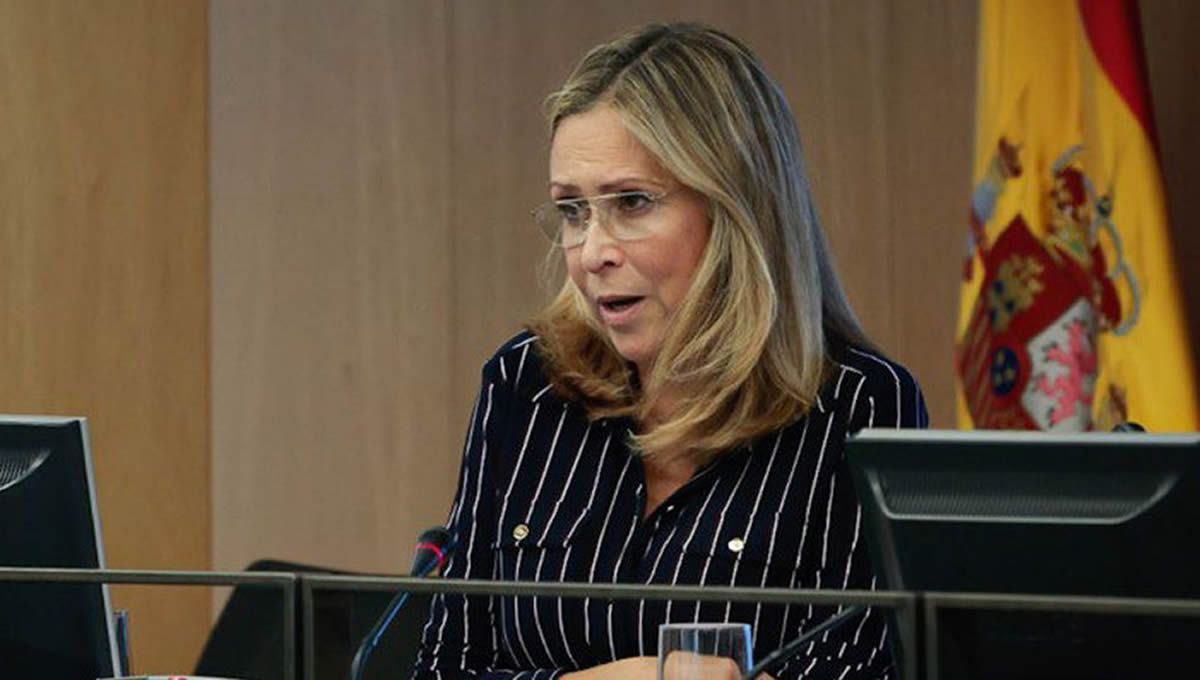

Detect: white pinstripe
841,502,864,584
606,506,640,661
496,403,542,668
754,420,809,643
723,433,784,624
583,451,630,647
511,335,538,349
516,343,530,387
847,377,866,432
841,375,868,596
497,534,518,668
428,382,494,671
662,481,722,623
554,428,609,669
820,471,838,570
849,348,902,427
446,390,482,529
780,410,836,642
524,406,571,667
835,361,865,376
637,520,680,656
851,606,872,646
496,404,542,535
694,450,755,622
816,472,842,647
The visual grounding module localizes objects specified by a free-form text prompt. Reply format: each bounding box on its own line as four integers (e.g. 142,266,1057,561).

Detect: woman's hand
661,651,743,679
559,654,775,680
559,656,657,679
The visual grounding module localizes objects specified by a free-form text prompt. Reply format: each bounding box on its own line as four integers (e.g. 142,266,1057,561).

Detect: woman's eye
556,201,588,224
615,191,654,213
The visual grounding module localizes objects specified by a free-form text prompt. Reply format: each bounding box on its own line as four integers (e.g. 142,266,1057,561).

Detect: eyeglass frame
531,189,677,249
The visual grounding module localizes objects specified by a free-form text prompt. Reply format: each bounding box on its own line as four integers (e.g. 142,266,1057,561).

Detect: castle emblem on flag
959,140,1142,431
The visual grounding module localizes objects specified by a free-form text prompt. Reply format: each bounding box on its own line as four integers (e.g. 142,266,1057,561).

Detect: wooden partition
209,0,456,576
1143,0,1200,385
0,0,210,673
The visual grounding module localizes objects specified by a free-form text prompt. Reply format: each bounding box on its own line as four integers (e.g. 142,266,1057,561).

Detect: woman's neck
642,452,696,518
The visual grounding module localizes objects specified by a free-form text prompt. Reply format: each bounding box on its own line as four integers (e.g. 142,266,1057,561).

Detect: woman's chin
608,336,656,375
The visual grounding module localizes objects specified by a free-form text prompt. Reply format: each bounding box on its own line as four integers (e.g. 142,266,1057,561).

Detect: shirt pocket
677,523,794,590
492,504,596,582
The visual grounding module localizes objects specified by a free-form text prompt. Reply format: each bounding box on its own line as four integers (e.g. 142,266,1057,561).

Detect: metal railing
302,575,920,680
0,566,298,680
3,567,1200,680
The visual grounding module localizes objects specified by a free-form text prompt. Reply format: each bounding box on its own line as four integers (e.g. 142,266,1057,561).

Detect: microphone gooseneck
350,526,456,680
741,605,867,680
1112,421,1146,432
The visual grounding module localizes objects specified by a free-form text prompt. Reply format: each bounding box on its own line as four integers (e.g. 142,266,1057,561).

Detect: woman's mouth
597,296,645,326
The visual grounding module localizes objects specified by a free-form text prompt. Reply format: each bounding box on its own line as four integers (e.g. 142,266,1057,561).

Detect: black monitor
847,429,1200,680
0,415,120,679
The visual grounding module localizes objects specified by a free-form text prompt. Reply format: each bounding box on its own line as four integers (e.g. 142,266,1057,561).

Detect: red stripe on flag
1077,0,1160,150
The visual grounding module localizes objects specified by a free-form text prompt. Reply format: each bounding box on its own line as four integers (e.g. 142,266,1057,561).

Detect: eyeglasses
531,189,673,249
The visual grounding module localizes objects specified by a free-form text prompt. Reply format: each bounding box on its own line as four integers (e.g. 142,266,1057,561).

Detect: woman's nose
577,215,624,273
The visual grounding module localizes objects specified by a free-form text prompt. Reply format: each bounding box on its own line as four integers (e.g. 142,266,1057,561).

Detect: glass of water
658,622,753,680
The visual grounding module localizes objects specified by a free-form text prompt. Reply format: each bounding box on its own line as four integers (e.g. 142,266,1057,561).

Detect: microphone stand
349,559,437,680
741,605,866,680
351,528,454,680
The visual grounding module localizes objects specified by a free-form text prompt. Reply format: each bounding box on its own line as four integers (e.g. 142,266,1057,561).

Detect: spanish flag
957,0,1199,432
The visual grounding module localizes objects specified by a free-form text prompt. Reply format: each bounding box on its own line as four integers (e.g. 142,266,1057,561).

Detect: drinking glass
657,622,753,680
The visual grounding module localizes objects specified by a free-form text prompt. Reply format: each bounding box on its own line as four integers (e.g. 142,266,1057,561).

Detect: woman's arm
767,354,927,680
412,357,571,679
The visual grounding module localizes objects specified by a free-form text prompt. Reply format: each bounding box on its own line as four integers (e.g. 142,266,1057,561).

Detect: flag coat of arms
957,0,1199,432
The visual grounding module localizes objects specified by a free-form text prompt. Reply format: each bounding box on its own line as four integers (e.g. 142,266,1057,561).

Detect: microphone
411,526,455,575
1112,421,1146,432
350,526,456,680
741,605,866,680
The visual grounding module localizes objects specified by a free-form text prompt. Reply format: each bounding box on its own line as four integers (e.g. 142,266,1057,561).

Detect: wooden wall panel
0,0,209,673
1142,0,1200,394
210,0,455,574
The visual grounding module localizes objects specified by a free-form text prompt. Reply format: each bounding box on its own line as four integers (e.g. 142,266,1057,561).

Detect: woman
413,22,927,680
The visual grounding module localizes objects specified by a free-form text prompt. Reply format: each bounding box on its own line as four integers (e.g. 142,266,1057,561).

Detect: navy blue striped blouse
413,331,928,679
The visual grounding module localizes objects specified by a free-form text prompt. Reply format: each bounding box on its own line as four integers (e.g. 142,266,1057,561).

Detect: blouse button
513,524,530,541
727,537,745,553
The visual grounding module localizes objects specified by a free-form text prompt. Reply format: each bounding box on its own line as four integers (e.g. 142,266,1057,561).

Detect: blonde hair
529,22,872,464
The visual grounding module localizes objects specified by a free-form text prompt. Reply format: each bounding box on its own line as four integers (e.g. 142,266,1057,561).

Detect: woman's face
550,104,712,377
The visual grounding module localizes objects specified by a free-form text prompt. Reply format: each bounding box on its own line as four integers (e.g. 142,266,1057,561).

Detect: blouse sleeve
774,358,928,680
411,357,570,680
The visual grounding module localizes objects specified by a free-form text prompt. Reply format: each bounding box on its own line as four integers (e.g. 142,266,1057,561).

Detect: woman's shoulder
827,342,928,430
480,330,554,402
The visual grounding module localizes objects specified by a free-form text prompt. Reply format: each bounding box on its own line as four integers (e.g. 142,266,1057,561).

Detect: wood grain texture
0,0,209,673
1142,0,1200,395
210,0,455,575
